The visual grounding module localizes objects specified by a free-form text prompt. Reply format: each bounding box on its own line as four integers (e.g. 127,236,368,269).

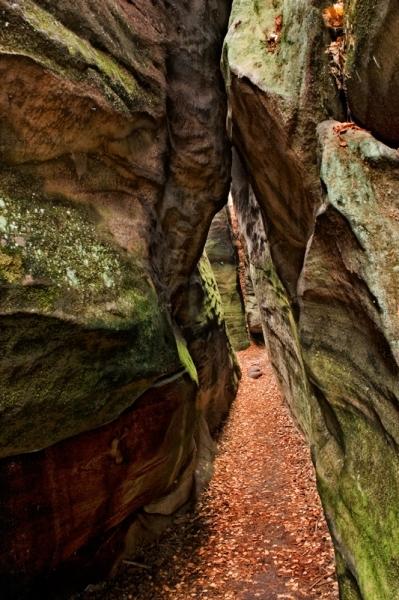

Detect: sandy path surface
78,345,338,600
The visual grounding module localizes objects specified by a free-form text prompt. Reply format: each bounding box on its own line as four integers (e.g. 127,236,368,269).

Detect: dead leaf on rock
322,3,344,30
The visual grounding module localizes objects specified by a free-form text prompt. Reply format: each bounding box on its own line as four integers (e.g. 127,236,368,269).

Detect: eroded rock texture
206,207,249,351
225,1,399,598
228,191,263,340
0,0,237,594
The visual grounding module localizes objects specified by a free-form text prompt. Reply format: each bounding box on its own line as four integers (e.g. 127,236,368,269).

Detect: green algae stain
223,0,318,99
0,185,185,455
174,331,199,385
317,410,399,599
0,192,123,301
198,253,225,327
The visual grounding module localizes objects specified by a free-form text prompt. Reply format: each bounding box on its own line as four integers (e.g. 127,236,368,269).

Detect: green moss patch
0,0,158,114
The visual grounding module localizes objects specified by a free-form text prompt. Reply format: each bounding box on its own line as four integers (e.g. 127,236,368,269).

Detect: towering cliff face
0,1,238,594
224,1,399,598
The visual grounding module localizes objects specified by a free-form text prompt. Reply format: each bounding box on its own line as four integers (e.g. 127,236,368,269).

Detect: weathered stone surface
206,207,249,351
225,2,399,598
224,0,343,295
302,121,399,599
243,269,263,337
345,0,399,145
231,149,312,436
0,0,237,592
0,0,232,456
178,254,241,434
228,191,263,339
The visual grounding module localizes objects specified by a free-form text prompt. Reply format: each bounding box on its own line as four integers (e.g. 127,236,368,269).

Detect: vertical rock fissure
1,2,399,599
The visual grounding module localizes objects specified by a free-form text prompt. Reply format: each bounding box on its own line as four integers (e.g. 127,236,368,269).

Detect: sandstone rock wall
2,0,398,597
228,191,264,340
224,1,399,598
206,207,249,351
0,1,237,595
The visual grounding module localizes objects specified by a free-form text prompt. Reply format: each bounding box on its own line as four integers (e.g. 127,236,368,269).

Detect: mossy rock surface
0,0,160,115
0,0,236,590
345,0,399,145
0,181,186,457
177,253,240,433
299,122,399,599
223,0,343,297
0,0,229,459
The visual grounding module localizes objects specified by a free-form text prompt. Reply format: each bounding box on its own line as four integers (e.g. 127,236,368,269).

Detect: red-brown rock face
1,376,196,593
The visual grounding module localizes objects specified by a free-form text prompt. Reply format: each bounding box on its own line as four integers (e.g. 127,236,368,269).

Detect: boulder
0,375,196,593
223,0,343,295
302,121,399,598
224,2,399,598
248,366,262,379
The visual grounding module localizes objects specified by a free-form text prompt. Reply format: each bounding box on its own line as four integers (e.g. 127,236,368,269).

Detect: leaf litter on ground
76,345,339,600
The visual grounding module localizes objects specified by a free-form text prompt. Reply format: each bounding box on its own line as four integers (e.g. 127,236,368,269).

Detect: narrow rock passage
81,345,338,600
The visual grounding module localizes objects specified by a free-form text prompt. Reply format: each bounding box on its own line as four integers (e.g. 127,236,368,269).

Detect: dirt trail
80,345,338,600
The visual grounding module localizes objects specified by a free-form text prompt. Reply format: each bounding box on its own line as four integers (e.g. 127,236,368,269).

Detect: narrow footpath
81,345,338,600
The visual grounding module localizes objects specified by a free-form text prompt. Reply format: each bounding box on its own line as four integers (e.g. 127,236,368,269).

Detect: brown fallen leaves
333,121,363,147
323,2,346,92
326,36,346,90
77,346,338,600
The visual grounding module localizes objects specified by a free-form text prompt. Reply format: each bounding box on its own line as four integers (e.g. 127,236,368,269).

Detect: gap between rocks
76,345,338,600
